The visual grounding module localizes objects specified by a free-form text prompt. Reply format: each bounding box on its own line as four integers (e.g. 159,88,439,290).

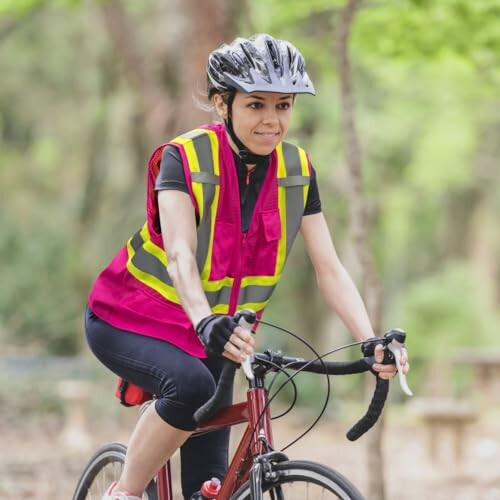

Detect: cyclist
85,33,409,500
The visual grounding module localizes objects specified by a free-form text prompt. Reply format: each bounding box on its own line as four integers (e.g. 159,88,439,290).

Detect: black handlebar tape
346,377,389,441
193,361,237,424
284,358,371,375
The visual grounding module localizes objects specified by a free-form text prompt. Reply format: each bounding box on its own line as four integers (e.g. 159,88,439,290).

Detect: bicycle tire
230,459,364,500
72,442,157,500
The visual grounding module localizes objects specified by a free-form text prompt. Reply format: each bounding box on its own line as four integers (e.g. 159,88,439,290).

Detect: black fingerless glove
196,314,238,357
361,337,384,358
361,337,395,365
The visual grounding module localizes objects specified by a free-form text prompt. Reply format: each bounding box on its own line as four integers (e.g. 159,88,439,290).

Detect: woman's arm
158,190,211,328
158,190,253,362
300,212,408,378
300,212,374,342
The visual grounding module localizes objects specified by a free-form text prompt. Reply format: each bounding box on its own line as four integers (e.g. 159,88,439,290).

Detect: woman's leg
118,403,191,495
180,357,232,498
85,307,217,496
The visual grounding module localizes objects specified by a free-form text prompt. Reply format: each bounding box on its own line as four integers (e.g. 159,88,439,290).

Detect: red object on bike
200,477,221,498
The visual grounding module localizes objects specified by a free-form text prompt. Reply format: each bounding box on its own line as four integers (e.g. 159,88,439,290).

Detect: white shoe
102,481,142,500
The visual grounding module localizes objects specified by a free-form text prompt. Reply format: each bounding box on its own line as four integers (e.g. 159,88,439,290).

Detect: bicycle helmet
207,33,315,97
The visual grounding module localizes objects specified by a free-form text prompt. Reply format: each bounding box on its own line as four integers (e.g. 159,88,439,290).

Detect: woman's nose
262,108,278,124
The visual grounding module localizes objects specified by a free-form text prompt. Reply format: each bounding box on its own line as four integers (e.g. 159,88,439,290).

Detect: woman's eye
278,102,291,110
248,102,262,109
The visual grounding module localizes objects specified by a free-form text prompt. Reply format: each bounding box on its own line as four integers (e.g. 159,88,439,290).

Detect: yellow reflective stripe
140,224,167,266
238,301,268,312
203,129,220,176
276,143,288,277
204,276,234,291
212,304,230,314
276,142,287,179
171,129,221,282
201,131,220,281
241,275,280,287
126,237,180,304
171,129,207,220
298,147,310,208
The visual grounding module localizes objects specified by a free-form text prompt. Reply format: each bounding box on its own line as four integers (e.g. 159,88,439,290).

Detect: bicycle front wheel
72,442,157,500
231,460,364,500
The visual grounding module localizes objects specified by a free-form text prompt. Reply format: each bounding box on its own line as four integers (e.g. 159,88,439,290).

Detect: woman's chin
249,143,279,156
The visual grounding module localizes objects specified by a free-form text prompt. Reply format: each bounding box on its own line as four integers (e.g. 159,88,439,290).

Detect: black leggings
85,307,232,499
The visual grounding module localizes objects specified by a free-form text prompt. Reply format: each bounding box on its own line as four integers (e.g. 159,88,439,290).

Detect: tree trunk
176,0,247,131
336,1,385,499
98,0,172,145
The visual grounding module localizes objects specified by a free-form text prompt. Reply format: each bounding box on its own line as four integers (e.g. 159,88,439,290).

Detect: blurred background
0,0,499,498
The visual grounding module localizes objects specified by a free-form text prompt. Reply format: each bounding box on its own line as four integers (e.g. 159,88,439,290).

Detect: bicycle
73,310,412,499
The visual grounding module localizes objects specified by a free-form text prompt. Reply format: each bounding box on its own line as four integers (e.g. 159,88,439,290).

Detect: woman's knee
154,364,217,430
164,366,216,406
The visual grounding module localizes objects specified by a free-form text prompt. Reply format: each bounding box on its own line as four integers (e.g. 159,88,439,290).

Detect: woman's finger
222,341,247,362
229,333,254,355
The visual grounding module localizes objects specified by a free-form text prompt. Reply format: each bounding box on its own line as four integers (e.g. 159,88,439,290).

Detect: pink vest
89,123,310,357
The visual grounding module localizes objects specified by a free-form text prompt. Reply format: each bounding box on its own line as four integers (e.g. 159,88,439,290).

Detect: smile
255,132,279,136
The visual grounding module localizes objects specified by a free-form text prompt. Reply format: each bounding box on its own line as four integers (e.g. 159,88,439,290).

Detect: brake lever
384,329,413,396
233,309,256,380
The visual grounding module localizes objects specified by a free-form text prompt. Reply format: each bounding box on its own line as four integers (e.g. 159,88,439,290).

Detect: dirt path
1,407,499,499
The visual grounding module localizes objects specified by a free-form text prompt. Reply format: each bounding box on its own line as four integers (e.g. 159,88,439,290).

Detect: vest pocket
262,209,281,242
254,210,281,276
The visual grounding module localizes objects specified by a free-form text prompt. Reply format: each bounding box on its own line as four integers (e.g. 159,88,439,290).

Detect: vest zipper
229,232,247,314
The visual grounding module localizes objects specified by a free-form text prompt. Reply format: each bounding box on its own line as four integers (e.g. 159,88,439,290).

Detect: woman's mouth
255,131,279,139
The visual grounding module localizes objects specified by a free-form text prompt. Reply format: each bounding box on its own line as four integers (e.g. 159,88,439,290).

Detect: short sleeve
303,166,322,215
155,145,189,194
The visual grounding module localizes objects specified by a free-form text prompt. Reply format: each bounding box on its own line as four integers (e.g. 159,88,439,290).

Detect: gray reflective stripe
238,284,277,305
130,230,232,307
206,286,232,307
181,129,206,140
191,132,215,173
130,231,174,287
191,172,219,184
190,132,218,272
277,175,309,187
282,142,310,257
282,142,304,176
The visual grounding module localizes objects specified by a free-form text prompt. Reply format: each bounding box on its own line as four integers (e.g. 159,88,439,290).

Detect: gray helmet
207,33,315,96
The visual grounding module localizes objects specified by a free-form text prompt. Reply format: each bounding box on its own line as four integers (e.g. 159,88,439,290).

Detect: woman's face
215,91,295,155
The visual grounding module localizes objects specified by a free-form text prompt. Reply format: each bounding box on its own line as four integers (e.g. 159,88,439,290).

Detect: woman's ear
213,94,228,120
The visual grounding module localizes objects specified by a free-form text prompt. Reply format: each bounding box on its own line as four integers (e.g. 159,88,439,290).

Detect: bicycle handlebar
193,311,411,442
193,361,238,424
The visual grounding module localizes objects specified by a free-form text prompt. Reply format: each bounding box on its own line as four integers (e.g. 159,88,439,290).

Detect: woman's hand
196,314,255,363
222,325,255,364
372,344,410,381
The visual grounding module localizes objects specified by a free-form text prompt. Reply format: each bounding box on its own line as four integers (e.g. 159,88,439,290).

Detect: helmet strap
224,117,270,167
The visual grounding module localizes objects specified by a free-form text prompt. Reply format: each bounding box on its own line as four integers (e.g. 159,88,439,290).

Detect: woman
86,33,409,500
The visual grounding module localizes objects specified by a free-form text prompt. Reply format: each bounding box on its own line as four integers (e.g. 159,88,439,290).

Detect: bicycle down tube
156,380,273,499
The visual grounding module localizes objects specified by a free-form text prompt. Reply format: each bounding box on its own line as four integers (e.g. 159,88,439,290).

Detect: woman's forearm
317,264,375,342
166,249,212,328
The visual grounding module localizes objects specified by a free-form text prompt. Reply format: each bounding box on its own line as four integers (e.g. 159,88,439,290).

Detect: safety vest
127,123,310,314
88,123,310,355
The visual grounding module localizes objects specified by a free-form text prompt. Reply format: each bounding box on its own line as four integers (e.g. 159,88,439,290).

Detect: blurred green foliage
0,1,498,402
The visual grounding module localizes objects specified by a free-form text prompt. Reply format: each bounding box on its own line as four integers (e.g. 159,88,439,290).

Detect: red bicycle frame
155,386,272,500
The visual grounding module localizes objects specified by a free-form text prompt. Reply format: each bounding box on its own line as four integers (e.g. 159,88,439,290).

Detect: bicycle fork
249,451,288,500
